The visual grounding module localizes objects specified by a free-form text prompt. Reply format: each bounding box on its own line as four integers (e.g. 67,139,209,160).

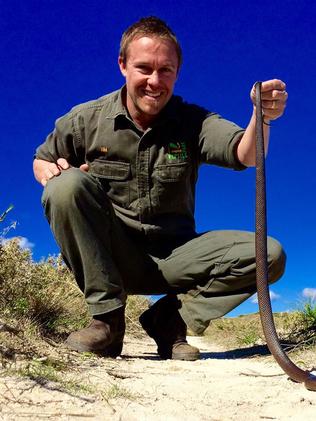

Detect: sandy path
0,335,315,420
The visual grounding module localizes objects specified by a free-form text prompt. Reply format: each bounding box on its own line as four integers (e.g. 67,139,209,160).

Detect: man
33,17,287,361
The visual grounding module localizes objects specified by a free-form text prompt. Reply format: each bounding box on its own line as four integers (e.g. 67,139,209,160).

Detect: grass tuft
283,301,316,347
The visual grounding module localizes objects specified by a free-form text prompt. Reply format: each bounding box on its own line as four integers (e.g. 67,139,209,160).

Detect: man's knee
267,237,286,284
41,168,96,210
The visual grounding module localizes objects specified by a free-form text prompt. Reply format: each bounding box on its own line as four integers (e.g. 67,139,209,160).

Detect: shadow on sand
124,341,298,361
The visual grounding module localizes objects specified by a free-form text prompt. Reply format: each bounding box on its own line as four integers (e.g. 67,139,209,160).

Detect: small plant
0,204,16,237
294,301,316,346
203,315,263,349
0,204,13,223
102,383,135,401
272,302,316,348
236,322,260,347
302,301,316,327
20,359,62,383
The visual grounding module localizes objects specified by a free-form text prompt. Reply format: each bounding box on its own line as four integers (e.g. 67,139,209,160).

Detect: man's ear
118,56,127,77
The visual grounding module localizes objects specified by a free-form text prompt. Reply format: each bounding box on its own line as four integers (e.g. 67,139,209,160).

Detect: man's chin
141,102,165,116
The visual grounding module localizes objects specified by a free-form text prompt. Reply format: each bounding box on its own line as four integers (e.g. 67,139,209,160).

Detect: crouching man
33,16,287,360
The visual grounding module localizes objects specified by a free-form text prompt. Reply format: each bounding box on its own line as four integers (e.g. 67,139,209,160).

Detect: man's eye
161,68,175,76
138,66,151,73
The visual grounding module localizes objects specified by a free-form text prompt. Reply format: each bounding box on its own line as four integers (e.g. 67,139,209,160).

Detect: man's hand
33,158,89,186
237,79,288,167
33,158,70,186
250,79,288,122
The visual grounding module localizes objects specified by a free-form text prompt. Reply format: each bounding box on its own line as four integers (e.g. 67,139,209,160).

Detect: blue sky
1,0,316,316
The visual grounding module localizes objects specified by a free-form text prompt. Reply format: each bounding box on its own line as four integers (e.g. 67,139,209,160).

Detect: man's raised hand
250,79,288,122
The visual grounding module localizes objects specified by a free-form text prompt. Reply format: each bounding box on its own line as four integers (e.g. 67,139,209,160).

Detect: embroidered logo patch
167,142,187,161
100,146,109,154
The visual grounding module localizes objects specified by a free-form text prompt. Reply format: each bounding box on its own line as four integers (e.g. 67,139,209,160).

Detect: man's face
118,36,179,129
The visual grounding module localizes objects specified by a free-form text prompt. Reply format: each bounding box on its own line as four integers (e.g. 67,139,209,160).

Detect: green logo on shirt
167,142,187,161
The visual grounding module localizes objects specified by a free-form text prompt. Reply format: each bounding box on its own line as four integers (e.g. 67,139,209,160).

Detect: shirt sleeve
34,110,85,167
198,112,246,170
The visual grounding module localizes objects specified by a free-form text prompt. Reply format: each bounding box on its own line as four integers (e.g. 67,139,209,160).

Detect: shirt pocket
89,159,131,206
152,162,192,212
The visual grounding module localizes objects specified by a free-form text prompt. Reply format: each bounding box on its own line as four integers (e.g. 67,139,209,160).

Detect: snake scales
254,81,316,391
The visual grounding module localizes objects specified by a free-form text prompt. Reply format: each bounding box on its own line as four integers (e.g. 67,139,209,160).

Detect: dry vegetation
205,311,315,348
0,238,150,366
204,306,316,369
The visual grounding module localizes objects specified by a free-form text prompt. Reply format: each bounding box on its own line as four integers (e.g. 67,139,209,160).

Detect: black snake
254,81,316,391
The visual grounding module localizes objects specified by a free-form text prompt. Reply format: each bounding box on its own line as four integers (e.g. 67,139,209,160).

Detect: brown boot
65,306,125,357
139,295,200,361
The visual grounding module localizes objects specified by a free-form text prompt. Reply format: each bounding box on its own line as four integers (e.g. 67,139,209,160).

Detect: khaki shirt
36,87,246,239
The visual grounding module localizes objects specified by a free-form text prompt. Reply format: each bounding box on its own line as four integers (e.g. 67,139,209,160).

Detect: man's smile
143,90,163,99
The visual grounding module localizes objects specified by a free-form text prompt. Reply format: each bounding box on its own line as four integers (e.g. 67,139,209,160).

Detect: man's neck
121,89,158,131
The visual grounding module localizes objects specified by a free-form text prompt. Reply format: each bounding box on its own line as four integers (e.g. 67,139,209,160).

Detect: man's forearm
236,109,270,167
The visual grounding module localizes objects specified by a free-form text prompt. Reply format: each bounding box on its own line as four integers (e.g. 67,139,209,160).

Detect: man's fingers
33,158,72,186
262,100,277,109
79,163,89,172
51,164,62,176
40,163,63,186
260,79,286,92
44,167,59,180
261,90,288,102
250,79,288,121
57,158,70,169
262,100,286,120
262,99,287,109
251,80,287,102
262,88,287,120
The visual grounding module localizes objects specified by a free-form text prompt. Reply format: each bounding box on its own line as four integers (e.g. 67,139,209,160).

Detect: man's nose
148,71,160,86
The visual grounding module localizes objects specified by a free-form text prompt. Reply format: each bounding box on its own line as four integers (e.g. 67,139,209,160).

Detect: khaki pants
42,168,286,334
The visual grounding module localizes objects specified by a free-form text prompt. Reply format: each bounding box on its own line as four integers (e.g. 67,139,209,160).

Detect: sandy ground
0,335,316,421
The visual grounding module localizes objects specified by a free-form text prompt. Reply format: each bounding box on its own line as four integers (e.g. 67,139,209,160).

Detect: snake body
254,81,316,391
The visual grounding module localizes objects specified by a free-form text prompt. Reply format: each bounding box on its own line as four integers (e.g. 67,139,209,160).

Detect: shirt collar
106,86,129,119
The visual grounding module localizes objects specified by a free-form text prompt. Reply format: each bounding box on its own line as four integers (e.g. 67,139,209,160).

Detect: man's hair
119,16,182,68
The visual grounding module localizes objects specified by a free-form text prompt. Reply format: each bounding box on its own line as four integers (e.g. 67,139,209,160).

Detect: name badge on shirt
167,142,187,161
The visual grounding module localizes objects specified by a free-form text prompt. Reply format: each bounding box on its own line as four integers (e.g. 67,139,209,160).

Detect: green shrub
0,238,150,341
0,239,89,336
274,303,316,347
302,302,316,327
